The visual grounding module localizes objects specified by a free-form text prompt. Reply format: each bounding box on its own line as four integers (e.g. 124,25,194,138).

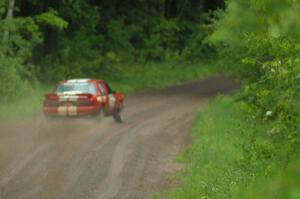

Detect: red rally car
43,79,124,122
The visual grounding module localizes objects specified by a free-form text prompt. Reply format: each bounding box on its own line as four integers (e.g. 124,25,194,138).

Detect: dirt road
0,76,238,199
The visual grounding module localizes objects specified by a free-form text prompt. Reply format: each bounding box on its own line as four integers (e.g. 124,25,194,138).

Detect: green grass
155,97,300,199
0,85,49,122
106,61,229,93
159,97,249,199
0,61,226,122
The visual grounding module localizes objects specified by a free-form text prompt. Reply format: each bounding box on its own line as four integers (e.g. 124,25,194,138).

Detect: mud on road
0,76,238,199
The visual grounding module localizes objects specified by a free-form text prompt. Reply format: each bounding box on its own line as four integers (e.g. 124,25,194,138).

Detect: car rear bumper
43,105,99,117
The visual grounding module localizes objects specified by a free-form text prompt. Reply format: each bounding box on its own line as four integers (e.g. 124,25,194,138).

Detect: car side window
98,82,106,95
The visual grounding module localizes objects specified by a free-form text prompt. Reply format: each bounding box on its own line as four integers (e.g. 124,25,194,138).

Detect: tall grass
107,61,228,93
0,85,49,122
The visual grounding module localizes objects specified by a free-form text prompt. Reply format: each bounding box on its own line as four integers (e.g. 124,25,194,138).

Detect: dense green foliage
0,0,68,100
210,0,300,169
159,0,300,198
211,0,300,135
0,0,224,102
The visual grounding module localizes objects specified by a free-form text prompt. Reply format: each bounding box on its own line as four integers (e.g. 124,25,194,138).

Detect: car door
96,81,108,112
97,81,117,114
103,82,117,114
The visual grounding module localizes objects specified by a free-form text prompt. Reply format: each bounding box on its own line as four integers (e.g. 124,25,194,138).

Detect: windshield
56,82,97,95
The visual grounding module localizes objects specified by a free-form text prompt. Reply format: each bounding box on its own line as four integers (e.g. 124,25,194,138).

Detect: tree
3,0,15,42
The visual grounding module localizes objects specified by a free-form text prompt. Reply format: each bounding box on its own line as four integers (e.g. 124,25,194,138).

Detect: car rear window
56,82,97,95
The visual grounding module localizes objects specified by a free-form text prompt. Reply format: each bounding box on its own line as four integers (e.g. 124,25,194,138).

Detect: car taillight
45,93,59,100
44,93,59,107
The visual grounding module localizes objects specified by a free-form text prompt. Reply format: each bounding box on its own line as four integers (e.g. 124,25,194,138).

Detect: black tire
112,108,122,123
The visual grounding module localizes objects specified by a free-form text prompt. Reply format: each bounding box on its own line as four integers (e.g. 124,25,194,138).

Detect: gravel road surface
0,76,238,199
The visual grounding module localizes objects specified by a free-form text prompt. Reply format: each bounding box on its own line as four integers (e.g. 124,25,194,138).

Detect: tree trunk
164,0,172,18
3,0,15,42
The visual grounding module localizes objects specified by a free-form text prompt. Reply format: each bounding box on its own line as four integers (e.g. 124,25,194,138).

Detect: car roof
66,79,91,83
60,79,104,84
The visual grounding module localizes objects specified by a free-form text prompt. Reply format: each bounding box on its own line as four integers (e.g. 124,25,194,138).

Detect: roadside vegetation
156,97,300,199
155,0,300,198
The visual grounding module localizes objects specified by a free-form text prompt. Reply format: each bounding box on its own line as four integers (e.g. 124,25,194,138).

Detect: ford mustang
43,79,124,122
